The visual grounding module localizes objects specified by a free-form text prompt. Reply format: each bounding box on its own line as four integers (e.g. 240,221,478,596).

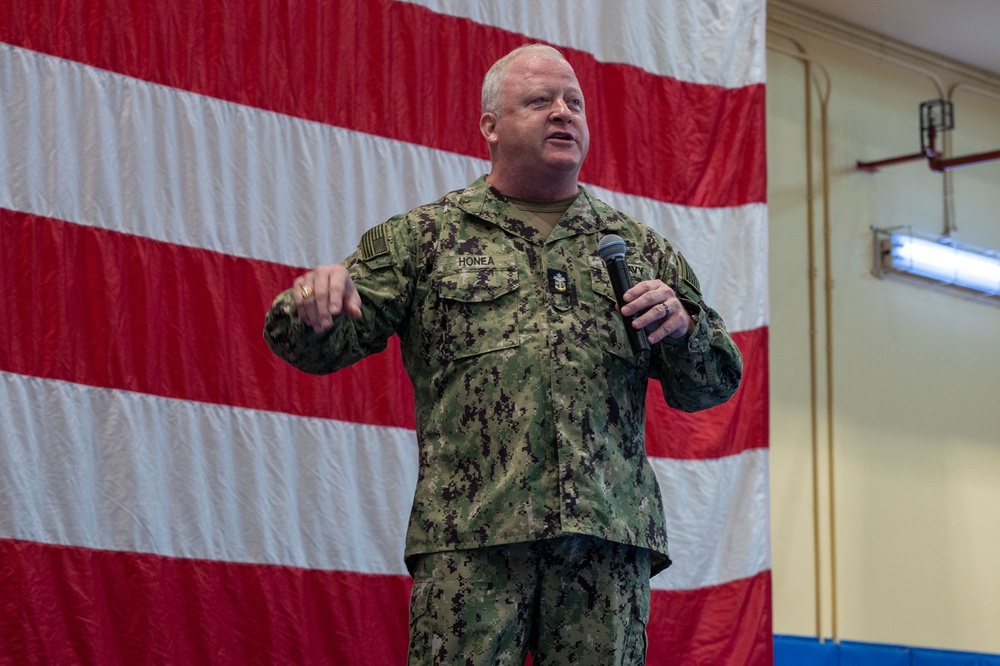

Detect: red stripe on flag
645,326,768,459
0,538,770,665
0,208,415,429
0,539,412,666
1,209,764,455
0,0,765,208
648,571,774,665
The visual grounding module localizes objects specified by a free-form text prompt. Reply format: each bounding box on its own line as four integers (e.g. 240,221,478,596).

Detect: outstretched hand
292,264,362,333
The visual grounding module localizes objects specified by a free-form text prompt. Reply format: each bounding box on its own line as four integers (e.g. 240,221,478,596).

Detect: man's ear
480,112,498,145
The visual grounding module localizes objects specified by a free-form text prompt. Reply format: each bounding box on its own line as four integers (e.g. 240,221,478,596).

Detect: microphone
597,234,650,359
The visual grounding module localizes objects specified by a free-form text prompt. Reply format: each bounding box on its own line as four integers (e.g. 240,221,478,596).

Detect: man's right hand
292,264,362,333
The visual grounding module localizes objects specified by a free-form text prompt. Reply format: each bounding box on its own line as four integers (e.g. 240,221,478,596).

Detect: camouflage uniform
264,176,742,662
407,534,650,665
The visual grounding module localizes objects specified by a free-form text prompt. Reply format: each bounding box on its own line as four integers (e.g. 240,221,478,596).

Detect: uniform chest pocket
435,256,521,361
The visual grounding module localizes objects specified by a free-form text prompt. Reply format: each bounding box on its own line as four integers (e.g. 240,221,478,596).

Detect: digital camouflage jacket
264,176,743,576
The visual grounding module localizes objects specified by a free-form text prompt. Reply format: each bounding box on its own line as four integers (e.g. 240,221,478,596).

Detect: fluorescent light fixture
872,226,1000,306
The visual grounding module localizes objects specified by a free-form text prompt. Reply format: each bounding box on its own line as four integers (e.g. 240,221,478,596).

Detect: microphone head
597,234,627,262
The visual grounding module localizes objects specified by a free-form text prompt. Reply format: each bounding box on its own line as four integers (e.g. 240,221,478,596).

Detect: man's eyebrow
526,85,584,97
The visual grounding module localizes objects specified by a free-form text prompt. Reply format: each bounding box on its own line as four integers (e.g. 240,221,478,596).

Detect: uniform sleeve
262,215,416,375
649,249,743,412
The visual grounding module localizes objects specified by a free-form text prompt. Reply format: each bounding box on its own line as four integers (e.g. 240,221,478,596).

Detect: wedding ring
300,285,315,300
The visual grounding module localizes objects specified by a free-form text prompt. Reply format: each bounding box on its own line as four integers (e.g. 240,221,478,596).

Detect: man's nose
550,99,572,121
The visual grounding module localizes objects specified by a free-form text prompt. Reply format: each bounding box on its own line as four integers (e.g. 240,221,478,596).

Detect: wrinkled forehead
504,53,583,94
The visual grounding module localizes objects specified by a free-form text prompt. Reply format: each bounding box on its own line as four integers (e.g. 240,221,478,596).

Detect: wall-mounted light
872,226,1000,306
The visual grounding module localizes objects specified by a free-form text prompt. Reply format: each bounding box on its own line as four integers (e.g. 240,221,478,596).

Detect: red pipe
857,107,1000,173
856,151,933,172
930,148,1000,172
857,148,1000,173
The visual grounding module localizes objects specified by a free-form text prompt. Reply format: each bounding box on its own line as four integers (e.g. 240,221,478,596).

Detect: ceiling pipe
855,150,931,172
857,103,1000,173
858,146,1000,172
929,148,1000,171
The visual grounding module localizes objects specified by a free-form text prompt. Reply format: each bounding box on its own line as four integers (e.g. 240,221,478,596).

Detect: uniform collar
456,175,629,245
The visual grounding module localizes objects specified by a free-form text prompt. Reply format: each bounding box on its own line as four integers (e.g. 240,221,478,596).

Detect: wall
766,1,1000,655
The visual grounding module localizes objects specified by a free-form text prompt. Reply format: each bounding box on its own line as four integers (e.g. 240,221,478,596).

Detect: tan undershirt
506,193,578,239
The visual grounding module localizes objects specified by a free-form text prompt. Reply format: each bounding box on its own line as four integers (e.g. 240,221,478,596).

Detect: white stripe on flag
0,43,484,269
0,371,768,589
0,371,417,576
0,44,765,331
651,449,771,590
398,0,766,87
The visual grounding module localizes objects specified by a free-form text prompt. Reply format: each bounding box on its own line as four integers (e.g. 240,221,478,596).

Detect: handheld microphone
597,234,650,359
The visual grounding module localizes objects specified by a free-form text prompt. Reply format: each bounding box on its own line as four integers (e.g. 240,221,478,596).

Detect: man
264,44,742,665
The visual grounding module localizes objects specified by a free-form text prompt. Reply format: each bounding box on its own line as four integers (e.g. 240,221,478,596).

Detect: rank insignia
548,269,569,293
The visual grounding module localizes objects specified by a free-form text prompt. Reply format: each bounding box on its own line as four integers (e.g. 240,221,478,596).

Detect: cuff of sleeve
657,299,710,354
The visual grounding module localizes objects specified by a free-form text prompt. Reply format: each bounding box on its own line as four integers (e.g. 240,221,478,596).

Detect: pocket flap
437,255,519,303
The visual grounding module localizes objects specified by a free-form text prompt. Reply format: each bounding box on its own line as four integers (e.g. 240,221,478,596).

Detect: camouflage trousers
406,535,651,666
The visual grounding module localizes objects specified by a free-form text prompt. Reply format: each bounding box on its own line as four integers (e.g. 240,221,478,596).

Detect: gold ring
300,285,315,300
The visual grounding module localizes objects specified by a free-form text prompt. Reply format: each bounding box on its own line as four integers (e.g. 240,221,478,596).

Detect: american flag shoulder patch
360,224,390,260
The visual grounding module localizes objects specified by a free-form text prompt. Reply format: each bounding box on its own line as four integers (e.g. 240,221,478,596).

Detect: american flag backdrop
0,1,770,664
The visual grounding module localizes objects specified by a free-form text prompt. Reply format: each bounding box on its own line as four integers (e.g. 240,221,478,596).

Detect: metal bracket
919,99,953,155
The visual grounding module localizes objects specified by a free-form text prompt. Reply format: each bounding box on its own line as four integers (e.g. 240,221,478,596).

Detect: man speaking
264,43,742,666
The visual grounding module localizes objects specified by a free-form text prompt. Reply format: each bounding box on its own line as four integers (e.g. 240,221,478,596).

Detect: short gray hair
481,44,567,117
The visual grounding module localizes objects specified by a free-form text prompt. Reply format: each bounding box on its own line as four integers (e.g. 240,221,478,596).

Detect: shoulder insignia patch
360,223,390,260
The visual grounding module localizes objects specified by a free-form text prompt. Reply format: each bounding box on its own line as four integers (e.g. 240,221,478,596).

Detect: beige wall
766,1,1000,654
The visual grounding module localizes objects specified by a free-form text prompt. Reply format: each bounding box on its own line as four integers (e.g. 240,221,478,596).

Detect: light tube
889,232,1000,296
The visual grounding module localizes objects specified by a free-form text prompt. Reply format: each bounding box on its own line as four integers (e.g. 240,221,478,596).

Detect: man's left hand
619,280,693,344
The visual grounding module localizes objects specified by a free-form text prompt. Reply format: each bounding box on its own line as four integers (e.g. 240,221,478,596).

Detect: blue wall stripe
775,636,1000,666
